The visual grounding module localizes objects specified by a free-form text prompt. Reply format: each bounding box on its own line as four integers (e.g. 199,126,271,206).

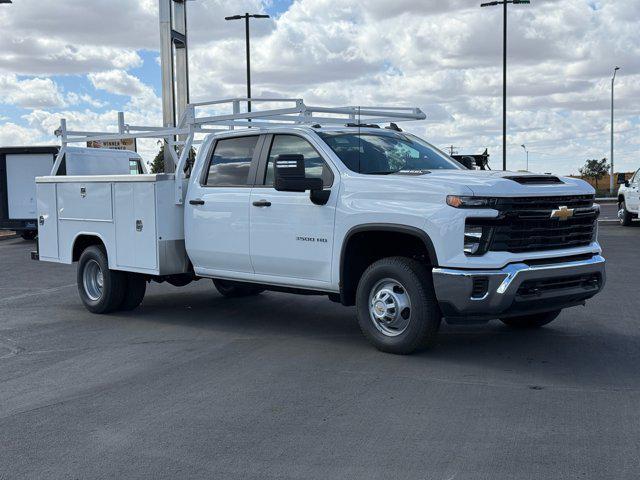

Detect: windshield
318,131,462,174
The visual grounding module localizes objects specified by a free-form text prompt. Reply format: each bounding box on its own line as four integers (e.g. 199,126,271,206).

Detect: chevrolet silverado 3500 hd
33,101,605,354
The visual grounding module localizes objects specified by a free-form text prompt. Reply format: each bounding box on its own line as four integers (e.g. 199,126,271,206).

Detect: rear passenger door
185,135,262,275
249,134,337,285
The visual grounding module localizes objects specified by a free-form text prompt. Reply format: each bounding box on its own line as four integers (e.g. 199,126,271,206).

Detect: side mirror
460,156,475,170
616,173,627,186
274,154,323,192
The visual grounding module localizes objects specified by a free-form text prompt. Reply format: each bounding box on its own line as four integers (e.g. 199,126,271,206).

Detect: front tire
500,309,561,329
213,279,264,298
77,246,125,314
356,257,441,355
619,201,633,226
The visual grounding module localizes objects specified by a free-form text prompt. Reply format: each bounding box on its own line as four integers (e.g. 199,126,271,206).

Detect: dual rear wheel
78,246,146,314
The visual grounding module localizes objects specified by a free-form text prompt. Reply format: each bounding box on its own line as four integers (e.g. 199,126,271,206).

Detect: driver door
249,134,337,285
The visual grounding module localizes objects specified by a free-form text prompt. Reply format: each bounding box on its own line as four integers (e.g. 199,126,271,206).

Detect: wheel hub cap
368,279,412,337
83,259,104,301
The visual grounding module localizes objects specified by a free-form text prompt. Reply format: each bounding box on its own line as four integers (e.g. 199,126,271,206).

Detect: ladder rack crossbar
55,97,426,146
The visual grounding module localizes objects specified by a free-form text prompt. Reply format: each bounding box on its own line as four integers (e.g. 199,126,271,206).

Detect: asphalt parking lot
1,223,639,479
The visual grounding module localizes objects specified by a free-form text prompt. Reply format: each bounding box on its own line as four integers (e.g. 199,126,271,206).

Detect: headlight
447,195,497,209
464,223,492,256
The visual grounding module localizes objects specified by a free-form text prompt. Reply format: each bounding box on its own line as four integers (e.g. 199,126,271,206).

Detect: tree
150,142,166,173
150,142,196,174
579,158,609,190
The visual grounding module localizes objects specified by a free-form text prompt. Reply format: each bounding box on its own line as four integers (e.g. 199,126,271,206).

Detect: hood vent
504,175,563,185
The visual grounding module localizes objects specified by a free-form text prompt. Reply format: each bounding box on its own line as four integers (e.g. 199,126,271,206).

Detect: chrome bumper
432,254,606,322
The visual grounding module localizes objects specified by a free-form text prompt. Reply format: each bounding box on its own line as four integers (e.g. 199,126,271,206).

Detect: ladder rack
53,97,427,205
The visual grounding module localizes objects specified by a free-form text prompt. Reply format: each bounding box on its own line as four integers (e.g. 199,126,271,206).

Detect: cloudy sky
0,0,638,174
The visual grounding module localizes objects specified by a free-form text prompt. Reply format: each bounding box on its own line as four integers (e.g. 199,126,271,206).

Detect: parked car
617,169,640,226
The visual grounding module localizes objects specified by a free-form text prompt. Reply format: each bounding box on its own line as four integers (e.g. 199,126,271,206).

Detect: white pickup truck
33,102,605,354
617,168,640,226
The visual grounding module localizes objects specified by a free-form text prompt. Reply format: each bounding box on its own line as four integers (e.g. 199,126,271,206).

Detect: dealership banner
87,138,137,152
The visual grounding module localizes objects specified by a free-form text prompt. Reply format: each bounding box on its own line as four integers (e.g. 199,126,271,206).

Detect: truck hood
422,170,595,197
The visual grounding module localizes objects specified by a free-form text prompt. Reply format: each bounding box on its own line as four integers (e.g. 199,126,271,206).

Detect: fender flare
339,223,439,287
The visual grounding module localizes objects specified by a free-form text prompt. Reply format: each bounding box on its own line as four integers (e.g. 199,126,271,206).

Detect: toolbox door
36,183,59,260
114,182,158,270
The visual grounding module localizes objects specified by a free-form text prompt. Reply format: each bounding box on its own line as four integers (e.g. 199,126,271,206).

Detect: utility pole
448,145,459,156
159,0,190,174
225,13,270,119
520,144,528,171
610,66,620,195
480,0,530,171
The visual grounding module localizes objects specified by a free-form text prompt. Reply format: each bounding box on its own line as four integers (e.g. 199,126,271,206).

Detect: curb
0,232,18,241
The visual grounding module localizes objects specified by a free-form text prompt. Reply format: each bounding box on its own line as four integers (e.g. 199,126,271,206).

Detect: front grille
516,273,602,298
469,195,597,254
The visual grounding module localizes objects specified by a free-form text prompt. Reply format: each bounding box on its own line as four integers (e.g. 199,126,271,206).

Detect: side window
264,135,333,187
204,136,258,186
129,158,143,175
633,169,640,185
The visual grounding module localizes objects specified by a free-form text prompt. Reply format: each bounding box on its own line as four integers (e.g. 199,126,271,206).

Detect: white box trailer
0,147,58,238
35,173,188,276
1,146,148,239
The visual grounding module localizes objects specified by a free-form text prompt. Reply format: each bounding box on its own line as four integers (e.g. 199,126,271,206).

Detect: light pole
480,0,530,171
520,144,528,171
610,66,620,195
225,13,270,118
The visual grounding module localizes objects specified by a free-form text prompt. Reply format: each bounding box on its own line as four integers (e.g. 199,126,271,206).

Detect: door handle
252,200,271,207
189,199,205,205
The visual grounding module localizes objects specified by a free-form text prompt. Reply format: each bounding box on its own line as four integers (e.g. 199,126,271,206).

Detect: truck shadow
122,287,639,390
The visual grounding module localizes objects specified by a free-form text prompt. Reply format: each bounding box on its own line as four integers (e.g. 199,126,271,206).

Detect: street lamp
225,12,270,119
521,144,528,171
480,0,530,171
610,66,620,195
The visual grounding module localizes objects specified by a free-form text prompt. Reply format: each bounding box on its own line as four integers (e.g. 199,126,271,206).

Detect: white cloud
66,92,107,109
0,74,65,108
88,70,150,97
0,122,45,146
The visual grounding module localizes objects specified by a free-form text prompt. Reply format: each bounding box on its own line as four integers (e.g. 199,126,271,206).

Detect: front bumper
432,254,605,323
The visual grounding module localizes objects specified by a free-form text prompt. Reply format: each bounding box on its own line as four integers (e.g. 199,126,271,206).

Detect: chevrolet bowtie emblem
550,205,574,221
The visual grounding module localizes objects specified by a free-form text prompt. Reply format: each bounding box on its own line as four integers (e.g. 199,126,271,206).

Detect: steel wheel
368,278,412,337
83,259,104,301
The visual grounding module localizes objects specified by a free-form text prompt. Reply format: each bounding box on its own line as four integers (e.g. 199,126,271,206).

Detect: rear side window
205,136,258,186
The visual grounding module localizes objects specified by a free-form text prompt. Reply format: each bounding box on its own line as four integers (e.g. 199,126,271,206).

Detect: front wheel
500,309,561,329
619,201,633,226
77,246,125,314
356,257,441,355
